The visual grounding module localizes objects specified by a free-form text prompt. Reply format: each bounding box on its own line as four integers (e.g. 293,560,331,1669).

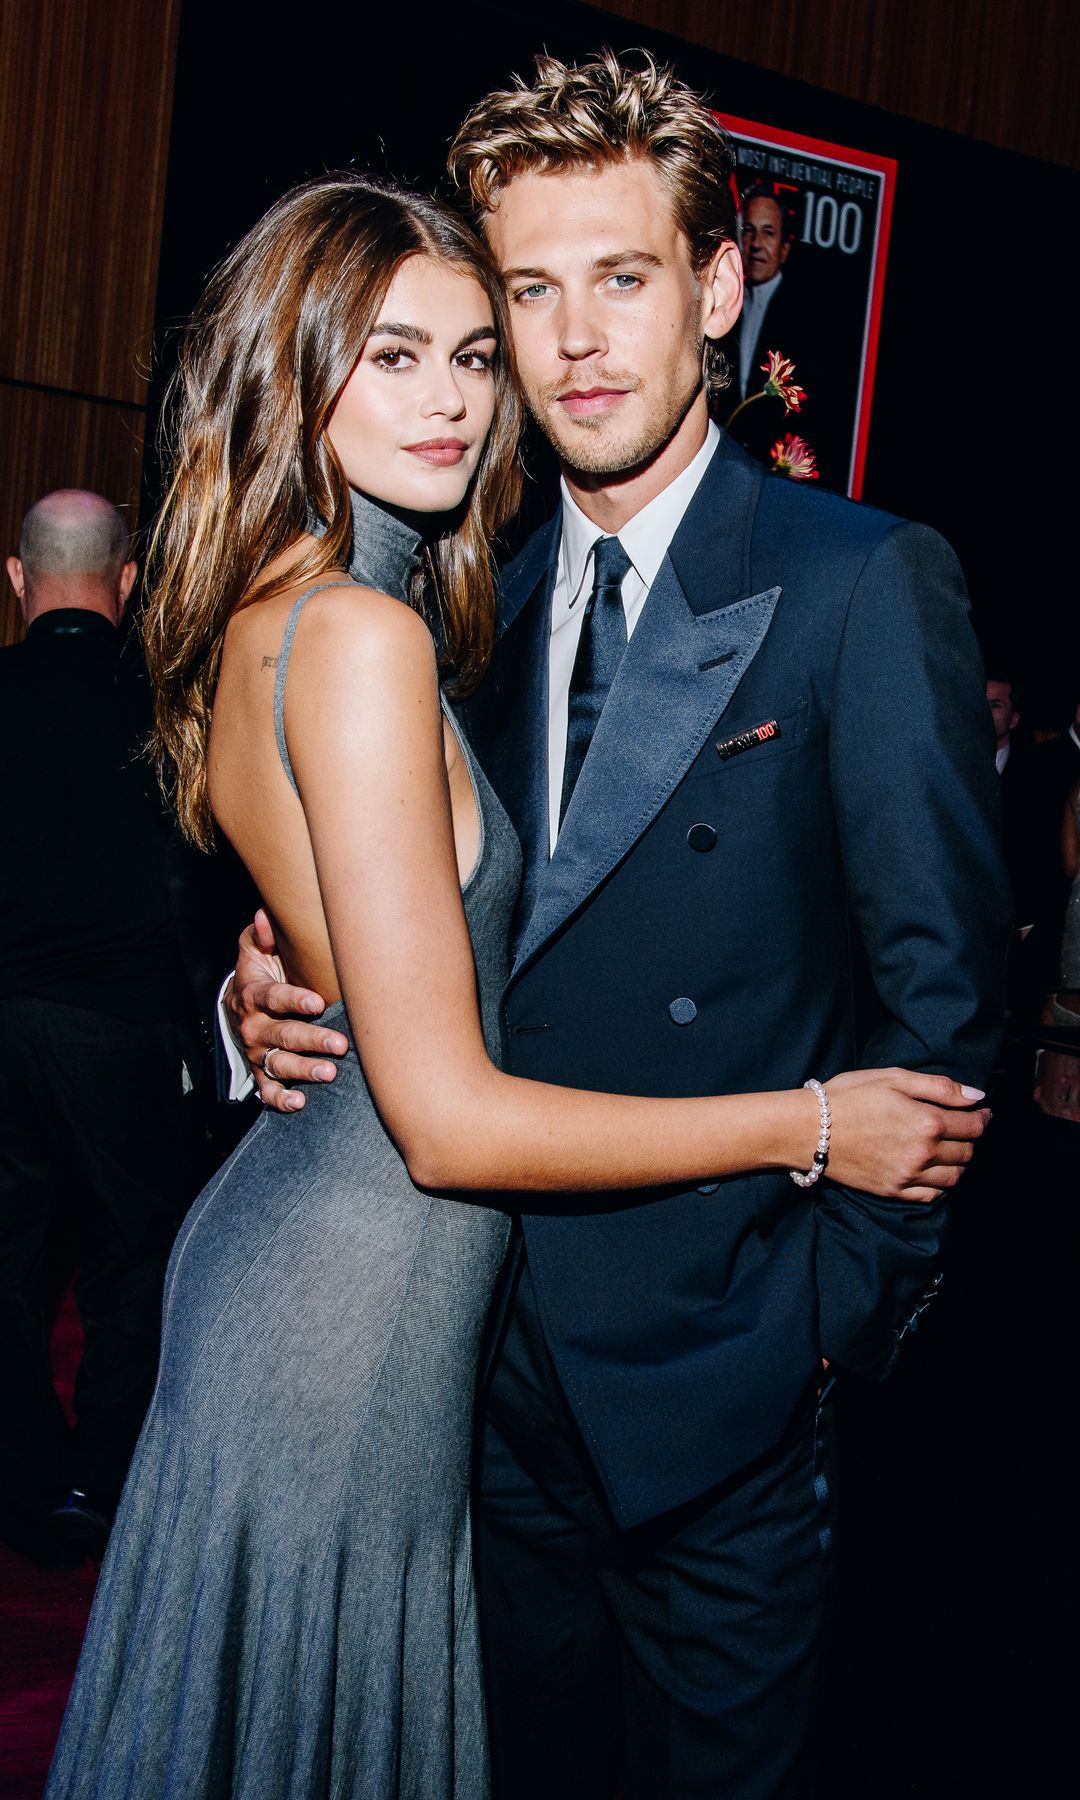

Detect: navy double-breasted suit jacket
465,431,1010,1530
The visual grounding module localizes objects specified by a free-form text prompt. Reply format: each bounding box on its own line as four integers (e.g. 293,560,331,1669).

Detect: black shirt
0,609,184,1019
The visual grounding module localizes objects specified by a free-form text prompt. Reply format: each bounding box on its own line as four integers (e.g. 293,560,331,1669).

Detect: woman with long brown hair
47,173,986,1799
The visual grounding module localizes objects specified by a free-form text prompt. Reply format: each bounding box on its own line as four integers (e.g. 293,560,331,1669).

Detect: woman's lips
556,388,630,418
404,439,469,465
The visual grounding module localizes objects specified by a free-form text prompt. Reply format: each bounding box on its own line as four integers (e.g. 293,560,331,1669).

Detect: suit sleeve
815,520,1011,1377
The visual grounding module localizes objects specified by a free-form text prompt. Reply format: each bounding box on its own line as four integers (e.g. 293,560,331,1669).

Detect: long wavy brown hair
143,173,523,847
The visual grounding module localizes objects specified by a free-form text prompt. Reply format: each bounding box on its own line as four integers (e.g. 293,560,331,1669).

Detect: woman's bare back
210,560,481,1004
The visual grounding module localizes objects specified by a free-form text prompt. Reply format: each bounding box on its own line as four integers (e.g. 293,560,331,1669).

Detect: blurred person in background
1058,777,1080,987
0,491,197,1563
1025,692,1080,989
1033,772,1080,1123
986,674,1022,775
986,672,1040,1016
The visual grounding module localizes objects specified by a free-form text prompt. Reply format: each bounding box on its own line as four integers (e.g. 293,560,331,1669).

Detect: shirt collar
557,419,720,609
26,608,117,641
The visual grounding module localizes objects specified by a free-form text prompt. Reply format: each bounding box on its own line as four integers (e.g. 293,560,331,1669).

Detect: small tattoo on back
261,655,279,670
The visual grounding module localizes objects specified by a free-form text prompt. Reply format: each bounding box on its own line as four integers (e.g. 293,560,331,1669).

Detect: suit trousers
476,1255,836,1800
0,994,197,1517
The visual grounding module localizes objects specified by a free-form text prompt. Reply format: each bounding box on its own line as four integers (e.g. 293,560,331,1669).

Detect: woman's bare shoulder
288,583,435,677
227,575,433,674
283,585,444,795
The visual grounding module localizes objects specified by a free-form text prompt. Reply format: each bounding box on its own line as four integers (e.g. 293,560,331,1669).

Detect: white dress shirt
547,420,720,853
220,422,723,1100
738,272,783,395
219,973,254,1101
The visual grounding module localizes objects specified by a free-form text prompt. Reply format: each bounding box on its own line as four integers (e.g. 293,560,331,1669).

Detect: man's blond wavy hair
448,48,738,402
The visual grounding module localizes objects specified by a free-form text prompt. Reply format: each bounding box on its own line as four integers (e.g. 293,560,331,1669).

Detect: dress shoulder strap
273,581,356,795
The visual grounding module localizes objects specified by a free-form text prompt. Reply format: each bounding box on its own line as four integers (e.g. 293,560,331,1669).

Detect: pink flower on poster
769,433,820,481
760,350,807,413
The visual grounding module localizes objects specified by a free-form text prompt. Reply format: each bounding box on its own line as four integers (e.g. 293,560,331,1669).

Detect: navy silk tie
559,535,632,827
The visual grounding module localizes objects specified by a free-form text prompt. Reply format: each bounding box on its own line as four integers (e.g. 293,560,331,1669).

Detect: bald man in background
0,491,196,1563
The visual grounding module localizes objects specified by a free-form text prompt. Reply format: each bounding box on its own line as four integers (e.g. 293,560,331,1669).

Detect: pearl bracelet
789,1078,831,1188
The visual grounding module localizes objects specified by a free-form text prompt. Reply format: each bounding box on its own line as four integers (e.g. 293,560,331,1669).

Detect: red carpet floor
0,1288,97,1800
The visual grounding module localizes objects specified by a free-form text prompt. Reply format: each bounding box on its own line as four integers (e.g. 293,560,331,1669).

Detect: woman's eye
456,349,494,372
372,347,414,370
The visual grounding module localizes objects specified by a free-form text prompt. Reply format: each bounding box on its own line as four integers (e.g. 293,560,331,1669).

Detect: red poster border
715,113,897,499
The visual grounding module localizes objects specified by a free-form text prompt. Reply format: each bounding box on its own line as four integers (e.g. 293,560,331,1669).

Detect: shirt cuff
217,972,255,1103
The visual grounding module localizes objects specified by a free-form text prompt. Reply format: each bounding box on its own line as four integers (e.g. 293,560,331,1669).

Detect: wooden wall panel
589,0,1080,170
0,389,145,646
0,0,181,400
0,0,179,647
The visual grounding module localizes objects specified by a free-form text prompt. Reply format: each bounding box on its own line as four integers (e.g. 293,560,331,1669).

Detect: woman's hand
822,1068,990,1202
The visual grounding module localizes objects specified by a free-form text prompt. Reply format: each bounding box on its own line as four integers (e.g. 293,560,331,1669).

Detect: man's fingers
261,1050,340,1085
254,1046,345,1110
243,979,329,1020
254,1070,306,1113
239,1015,347,1058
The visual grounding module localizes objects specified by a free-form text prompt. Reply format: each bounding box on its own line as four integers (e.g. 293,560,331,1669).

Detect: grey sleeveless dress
46,494,521,1800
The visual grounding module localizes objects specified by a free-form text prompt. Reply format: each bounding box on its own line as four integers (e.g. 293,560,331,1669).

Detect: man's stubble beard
526,359,705,481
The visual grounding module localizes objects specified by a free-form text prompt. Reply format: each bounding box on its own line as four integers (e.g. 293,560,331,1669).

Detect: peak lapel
511,564,780,977
509,434,777,982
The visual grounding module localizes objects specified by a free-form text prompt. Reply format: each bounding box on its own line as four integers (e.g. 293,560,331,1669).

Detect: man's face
484,159,731,479
986,679,1018,747
741,197,790,286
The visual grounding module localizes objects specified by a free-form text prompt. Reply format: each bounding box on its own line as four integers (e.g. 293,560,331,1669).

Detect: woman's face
327,254,499,514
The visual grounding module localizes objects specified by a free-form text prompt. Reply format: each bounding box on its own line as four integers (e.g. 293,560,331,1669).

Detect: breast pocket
684,698,812,782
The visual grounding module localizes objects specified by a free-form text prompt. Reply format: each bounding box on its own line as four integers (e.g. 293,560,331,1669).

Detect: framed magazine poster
715,114,897,498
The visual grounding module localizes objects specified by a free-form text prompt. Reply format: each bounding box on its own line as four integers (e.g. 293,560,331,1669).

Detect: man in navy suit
229,50,1008,1798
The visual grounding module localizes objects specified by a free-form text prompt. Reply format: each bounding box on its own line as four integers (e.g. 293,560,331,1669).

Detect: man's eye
515,284,550,302
606,273,642,291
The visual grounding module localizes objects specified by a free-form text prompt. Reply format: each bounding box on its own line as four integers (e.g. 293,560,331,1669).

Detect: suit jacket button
687,822,717,853
669,997,698,1025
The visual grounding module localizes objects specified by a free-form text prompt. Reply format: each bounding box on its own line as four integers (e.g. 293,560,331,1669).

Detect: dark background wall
597,0,1080,168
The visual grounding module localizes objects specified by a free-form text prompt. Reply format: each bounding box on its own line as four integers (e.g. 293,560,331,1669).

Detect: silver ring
261,1047,282,1080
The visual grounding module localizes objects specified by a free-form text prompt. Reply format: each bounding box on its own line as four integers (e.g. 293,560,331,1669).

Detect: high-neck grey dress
46,494,521,1800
